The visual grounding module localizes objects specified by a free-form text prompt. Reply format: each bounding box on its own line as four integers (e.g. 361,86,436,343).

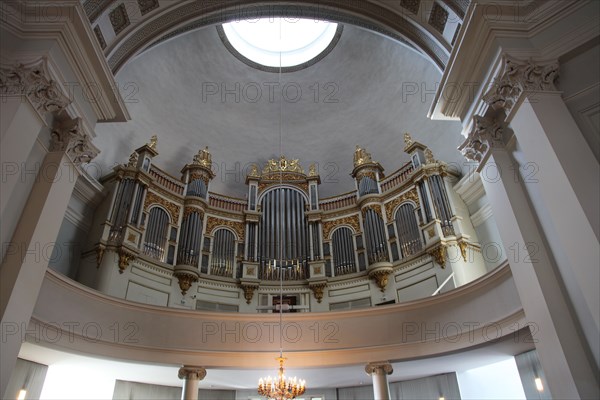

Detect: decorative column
0,115,98,393
459,111,598,399
484,58,599,370
0,59,70,251
178,366,206,400
365,362,393,400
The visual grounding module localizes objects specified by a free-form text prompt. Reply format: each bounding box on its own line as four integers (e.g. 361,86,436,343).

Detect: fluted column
178,366,206,400
459,111,598,399
365,362,393,400
0,115,98,394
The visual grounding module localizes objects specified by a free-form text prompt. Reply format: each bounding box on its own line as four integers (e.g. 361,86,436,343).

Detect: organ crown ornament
148,134,158,150
262,155,305,175
353,145,373,167
193,146,212,167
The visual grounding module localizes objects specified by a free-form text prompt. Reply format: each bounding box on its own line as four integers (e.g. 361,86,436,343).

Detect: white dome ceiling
93,23,465,197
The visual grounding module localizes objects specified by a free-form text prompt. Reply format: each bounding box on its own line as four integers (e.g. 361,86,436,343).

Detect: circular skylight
222,18,339,69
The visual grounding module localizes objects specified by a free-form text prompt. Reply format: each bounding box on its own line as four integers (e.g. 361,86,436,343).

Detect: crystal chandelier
258,356,306,399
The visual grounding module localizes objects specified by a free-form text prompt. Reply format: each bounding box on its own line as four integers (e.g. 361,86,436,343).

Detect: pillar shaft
365,362,393,400
510,93,599,367
482,145,598,399
0,151,78,394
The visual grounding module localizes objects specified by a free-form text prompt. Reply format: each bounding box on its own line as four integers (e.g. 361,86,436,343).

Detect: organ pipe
257,188,309,280
143,207,169,261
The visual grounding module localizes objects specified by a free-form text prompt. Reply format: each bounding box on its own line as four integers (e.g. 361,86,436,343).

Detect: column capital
50,116,100,167
365,362,393,376
483,56,559,116
458,115,510,168
178,366,207,381
0,58,71,115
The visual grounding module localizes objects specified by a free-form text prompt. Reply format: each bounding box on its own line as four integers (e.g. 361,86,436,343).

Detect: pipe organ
86,133,486,310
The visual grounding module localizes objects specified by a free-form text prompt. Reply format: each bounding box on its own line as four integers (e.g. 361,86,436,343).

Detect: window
222,18,338,68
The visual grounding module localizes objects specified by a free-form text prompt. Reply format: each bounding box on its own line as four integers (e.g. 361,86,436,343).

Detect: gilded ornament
262,155,305,174
403,132,414,150
322,215,361,239
144,191,181,222
241,284,259,304
118,250,135,274
183,207,204,220
424,148,435,164
148,134,158,150
206,216,245,240
370,269,391,292
173,271,198,295
458,241,468,262
353,145,373,167
193,146,212,168
309,283,327,303
126,151,138,168
429,245,447,268
361,204,383,219
384,189,420,221
309,163,317,176
248,164,260,177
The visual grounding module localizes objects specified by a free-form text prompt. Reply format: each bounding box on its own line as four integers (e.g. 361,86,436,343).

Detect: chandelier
258,356,306,399
258,18,307,399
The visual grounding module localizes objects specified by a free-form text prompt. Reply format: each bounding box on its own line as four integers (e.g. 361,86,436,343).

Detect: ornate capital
483,57,559,115
458,115,507,164
50,117,99,167
178,366,207,381
0,58,70,114
365,362,393,376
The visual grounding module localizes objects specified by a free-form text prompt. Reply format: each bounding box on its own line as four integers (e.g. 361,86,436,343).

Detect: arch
257,184,309,205
210,227,237,277
104,2,451,73
329,224,357,240
143,206,170,261
394,202,422,258
146,204,172,223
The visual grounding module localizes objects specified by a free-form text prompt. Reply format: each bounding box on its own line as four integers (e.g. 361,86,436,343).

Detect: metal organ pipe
257,188,309,280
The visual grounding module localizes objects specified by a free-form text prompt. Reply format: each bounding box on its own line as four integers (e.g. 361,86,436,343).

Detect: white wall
457,358,526,400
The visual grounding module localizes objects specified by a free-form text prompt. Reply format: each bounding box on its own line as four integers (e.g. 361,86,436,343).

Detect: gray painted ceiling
94,24,465,198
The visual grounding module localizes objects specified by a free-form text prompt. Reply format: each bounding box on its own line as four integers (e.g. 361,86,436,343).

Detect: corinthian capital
0,58,70,114
50,117,100,167
483,57,559,115
458,115,507,164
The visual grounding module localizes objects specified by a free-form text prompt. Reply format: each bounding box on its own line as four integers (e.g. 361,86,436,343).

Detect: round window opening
220,18,341,72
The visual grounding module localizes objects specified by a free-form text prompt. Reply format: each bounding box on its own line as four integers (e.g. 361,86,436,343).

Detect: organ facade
79,134,488,312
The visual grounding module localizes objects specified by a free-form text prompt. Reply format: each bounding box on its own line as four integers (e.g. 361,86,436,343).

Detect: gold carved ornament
144,191,181,222
370,269,391,292
189,171,210,185
118,250,136,274
403,132,413,151
206,216,245,240
322,215,361,239
173,271,198,295
148,134,158,150
429,245,447,268
183,207,204,220
240,283,259,304
384,189,420,221
192,146,212,168
258,180,308,193
353,145,373,167
262,155,305,175
357,170,378,183
309,283,327,303
361,204,383,219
